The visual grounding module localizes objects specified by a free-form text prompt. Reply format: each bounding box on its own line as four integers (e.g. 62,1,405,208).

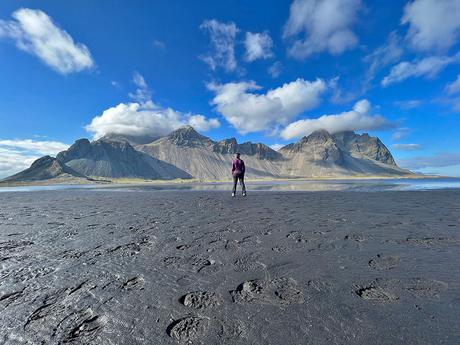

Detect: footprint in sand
368,254,400,270
233,253,263,272
286,231,308,243
63,309,107,343
216,317,247,341
271,245,291,253
405,237,460,247
230,277,304,306
402,278,448,299
161,256,182,268
180,291,220,309
190,254,214,267
306,279,334,294
344,233,367,242
197,261,220,275
354,284,398,302
0,240,34,254
357,278,448,302
176,244,192,250
167,316,209,342
121,276,145,291
9,266,56,284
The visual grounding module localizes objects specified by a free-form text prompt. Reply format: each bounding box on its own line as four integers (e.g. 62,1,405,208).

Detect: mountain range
56,138,191,179
1,126,412,183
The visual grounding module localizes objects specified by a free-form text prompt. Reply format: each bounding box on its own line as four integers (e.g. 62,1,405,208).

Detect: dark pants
232,173,246,194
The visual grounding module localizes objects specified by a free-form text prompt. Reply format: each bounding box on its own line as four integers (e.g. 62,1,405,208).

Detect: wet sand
1,190,459,344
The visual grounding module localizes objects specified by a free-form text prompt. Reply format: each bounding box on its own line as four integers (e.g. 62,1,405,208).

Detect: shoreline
0,173,451,189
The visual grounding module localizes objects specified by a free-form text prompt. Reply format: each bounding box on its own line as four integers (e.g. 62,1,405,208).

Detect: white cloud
0,139,70,178
0,139,69,155
392,127,412,141
328,76,358,104
392,143,421,151
268,61,282,78
0,147,39,178
208,78,327,134
129,71,151,102
363,31,404,84
86,101,220,139
446,74,460,95
0,8,94,74
187,115,221,132
132,71,147,89
200,19,239,72
86,73,219,139
394,100,422,109
244,31,273,62
283,0,362,59
402,0,460,52
382,52,460,86
281,99,394,140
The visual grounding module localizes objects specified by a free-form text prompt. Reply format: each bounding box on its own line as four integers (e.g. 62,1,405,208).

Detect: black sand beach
1,189,459,344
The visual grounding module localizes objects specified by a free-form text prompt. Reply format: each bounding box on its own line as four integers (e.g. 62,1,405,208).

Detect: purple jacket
231,158,245,176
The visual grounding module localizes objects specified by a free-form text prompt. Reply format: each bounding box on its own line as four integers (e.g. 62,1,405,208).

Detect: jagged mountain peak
219,137,238,145
74,138,91,145
237,141,282,160
213,138,238,154
211,137,282,160
169,125,202,138
280,129,336,153
30,155,56,168
332,131,396,165
308,129,332,136
280,130,395,166
93,136,135,151
166,125,213,146
55,137,191,179
280,129,396,167
302,129,335,143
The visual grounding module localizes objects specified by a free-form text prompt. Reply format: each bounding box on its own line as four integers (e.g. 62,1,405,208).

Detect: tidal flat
1,190,459,344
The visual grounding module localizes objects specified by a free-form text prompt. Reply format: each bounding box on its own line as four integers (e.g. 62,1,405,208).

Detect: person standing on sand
231,152,247,197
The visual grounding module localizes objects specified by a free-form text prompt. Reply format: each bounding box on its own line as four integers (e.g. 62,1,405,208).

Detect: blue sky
1,0,460,177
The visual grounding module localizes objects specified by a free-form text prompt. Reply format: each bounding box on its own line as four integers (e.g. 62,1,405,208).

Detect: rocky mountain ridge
1,126,412,183
278,129,404,177
56,137,191,179
137,126,409,179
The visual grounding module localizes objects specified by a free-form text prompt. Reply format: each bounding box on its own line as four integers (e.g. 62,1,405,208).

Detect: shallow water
1,177,460,193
